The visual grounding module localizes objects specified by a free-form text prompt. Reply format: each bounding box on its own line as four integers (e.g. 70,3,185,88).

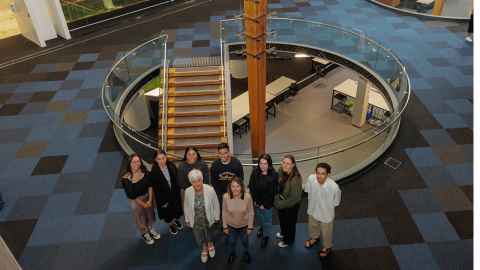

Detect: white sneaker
142,233,154,245
275,232,284,239
277,241,288,248
149,228,161,240
201,252,208,263
466,36,473,43
208,246,215,258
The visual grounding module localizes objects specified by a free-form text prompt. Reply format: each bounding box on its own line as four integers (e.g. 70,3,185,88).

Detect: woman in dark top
150,150,183,235
121,154,160,245
274,154,303,248
177,147,210,202
248,154,278,248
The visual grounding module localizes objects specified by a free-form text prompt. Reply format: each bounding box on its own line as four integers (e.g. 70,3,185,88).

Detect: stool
415,0,434,13
266,103,276,119
233,118,249,137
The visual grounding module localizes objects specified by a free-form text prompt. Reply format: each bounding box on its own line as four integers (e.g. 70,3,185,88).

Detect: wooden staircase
160,66,227,160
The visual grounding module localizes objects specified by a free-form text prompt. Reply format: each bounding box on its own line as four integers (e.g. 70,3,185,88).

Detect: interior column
351,78,369,128
244,0,267,157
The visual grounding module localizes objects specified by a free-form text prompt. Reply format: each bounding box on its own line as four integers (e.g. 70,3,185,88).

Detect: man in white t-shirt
303,163,341,258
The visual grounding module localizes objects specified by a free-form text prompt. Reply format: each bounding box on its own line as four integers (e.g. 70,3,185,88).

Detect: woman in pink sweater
222,176,254,264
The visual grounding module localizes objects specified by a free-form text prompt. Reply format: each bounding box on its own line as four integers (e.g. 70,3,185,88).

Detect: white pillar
46,0,71,40
351,78,369,128
103,0,116,9
12,0,45,47
11,0,71,47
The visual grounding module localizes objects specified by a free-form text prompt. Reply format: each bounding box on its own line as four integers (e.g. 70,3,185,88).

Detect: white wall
46,0,71,40
11,0,71,47
12,0,44,46
26,0,56,41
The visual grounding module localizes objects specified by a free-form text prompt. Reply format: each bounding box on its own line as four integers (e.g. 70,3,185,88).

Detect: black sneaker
169,224,178,235
228,254,236,264
243,252,251,264
175,220,183,231
256,228,263,239
261,236,269,248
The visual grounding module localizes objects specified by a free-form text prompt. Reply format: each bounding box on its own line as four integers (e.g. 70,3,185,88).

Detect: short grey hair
188,169,203,183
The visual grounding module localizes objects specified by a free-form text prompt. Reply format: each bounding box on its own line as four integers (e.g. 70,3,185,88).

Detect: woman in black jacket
248,154,278,248
150,150,183,235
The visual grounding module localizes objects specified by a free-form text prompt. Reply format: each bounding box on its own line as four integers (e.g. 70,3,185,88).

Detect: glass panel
60,0,170,23
371,0,472,19
101,35,168,150
219,17,410,167
101,17,410,180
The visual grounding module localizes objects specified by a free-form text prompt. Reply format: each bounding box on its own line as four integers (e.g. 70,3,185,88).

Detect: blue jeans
227,226,249,256
255,207,272,237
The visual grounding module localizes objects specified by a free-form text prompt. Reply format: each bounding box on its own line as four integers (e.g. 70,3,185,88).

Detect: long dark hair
279,154,300,184
124,153,147,179
256,153,274,176
227,176,245,199
152,149,168,168
182,146,202,162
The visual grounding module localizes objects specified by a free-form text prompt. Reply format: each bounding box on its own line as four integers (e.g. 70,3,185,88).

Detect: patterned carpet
0,0,472,269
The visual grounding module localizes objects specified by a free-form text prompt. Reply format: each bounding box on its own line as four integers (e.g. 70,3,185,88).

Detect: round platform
101,17,410,181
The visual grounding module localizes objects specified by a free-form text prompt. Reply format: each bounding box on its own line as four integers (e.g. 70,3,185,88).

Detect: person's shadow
320,252,333,270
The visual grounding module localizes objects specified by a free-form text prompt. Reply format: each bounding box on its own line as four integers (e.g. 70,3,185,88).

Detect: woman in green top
274,154,303,248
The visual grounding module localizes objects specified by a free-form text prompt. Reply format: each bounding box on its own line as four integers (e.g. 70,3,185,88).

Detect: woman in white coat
184,169,220,263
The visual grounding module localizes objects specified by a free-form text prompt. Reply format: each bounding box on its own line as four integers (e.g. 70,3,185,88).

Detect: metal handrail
220,17,410,122
214,17,411,165
61,0,96,13
221,17,408,73
161,40,169,151
101,34,168,151
220,39,228,139
101,18,410,167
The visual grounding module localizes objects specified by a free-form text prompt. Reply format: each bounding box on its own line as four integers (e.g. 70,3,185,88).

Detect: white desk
232,76,296,123
266,76,296,97
333,79,390,112
143,87,164,100
232,91,250,123
312,57,331,66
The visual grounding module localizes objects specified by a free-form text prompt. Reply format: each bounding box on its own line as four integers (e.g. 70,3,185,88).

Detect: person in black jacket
177,146,210,204
150,150,184,235
121,154,161,245
248,154,278,248
211,143,244,205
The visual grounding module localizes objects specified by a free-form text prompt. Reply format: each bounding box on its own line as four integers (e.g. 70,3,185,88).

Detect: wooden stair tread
168,80,222,87
167,131,225,138
168,90,222,97
167,111,222,117
162,100,223,106
167,120,224,127
168,70,222,77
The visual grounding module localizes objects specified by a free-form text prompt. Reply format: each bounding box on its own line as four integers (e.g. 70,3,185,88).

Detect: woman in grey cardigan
184,169,220,263
274,154,303,248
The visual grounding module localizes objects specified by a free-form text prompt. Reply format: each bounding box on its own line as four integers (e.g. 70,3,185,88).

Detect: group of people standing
121,143,342,264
